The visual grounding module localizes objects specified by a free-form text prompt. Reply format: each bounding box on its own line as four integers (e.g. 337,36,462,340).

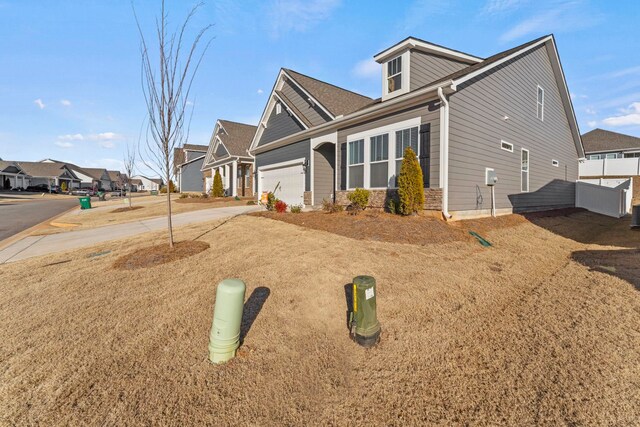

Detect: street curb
0,204,79,251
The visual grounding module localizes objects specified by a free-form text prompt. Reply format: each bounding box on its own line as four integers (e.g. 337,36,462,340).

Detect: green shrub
387,198,398,214
397,147,424,215
160,186,167,194
290,204,302,213
322,199,344,213
179,193,188,199
265,192,277,211
211,170,224,197
246,200,257,205
347,188,370,214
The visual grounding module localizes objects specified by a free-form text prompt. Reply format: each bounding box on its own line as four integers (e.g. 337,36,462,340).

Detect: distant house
129,178,143,192
79,168,112,190
107,170,124,191
17,161,80,189
0,161,31,190
132,175,163,191
582,129,640,159
202,120,257,197
174,144,208,193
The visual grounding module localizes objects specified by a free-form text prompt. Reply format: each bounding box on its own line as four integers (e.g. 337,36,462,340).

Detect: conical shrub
397,147,424,215
212,169,224,197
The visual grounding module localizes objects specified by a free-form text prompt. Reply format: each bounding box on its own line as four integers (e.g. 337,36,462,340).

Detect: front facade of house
174,144,208,193
0,161,30,189
202,120,257,197
132,175,162,191
17,162,81,189
250,35,583,218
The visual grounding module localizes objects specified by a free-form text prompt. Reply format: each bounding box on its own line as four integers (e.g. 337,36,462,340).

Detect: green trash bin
97,191,106,201
79,196,91,210
150,190,158,196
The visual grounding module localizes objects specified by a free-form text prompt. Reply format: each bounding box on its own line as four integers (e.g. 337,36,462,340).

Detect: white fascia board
282,69,335,119
374,38,483,64
251,80,454,155
179,154,206,167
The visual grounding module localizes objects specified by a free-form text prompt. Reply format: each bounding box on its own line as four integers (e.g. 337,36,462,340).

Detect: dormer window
276,102,282,115
387,56,402,93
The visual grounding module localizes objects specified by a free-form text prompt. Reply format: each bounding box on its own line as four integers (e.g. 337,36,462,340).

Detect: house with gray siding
174,144,208,193
202,120,257,197
249,35,583,218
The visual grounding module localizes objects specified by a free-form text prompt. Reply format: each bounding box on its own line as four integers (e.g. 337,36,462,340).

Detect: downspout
438,86,452,220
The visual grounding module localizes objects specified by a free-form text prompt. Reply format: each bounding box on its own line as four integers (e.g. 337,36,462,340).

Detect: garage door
260,163,305,206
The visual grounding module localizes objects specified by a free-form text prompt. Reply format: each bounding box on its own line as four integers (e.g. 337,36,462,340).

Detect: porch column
231,161,238,197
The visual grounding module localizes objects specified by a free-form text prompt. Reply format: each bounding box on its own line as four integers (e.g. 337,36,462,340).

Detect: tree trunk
166,169,174,248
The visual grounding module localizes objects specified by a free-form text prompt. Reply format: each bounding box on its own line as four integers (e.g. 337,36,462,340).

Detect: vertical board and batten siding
336,101,441,190
410,50,470,91
281,79,332,127
180,158,205,192
313,143,335,205
447,44,579,212
257,105,306,147
254,139,311,191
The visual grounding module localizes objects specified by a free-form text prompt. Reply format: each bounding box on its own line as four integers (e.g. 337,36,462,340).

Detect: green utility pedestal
209,279,246,364
351,275,381,348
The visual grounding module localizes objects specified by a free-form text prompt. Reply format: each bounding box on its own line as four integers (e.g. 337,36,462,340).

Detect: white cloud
602,102,640,127
58,133,84,141
585,107,596,115
98,140,115,149
257,89,264,94
55,141,74,148
482,0,527,15
587,120,597,128
60,99,72,107
352,58,379,79
34,98,45,109
268,0,341,37
88,132,123,141
499,3,599,43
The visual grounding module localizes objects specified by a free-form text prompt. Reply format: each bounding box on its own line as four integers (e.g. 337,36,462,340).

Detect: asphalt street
0,195,78,242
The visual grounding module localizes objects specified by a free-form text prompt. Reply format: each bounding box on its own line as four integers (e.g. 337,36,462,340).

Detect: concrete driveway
0,204,260,263
0,194,78,241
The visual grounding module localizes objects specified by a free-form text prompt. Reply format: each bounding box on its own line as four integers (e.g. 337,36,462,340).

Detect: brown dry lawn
1,210,639,425
33,195,251,234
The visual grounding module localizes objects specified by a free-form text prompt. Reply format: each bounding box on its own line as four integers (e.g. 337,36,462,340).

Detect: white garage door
260,163,305,206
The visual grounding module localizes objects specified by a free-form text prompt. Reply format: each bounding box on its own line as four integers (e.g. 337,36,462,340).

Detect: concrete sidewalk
0,205,261,264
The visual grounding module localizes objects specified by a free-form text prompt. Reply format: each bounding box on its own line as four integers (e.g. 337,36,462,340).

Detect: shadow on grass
343,283,353,331
572,248,640,291
240,286,270,343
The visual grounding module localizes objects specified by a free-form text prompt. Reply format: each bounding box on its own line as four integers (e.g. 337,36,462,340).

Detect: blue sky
0,0,639,175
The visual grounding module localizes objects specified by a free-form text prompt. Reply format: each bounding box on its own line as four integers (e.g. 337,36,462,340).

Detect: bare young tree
134,1,212,247
123,143,137,208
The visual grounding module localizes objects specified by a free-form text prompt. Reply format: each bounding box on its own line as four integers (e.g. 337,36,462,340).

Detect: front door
419,123,431,188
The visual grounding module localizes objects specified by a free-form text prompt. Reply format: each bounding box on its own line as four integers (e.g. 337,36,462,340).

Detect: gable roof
183,144,208,152
107,170,122,182
0,160,28,175
17,161,79,179
284,69,373,117
218,120,258,156
581,128,640,153
81,168,109,180
252,34,584,160
374,36,483,63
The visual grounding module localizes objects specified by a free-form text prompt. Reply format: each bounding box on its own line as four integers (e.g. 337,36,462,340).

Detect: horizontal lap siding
448,44,578,212
336,101,441,190
180,158,204,192
281,80,332,127
255,139,311,191
257,105,306,147
410,51,470,91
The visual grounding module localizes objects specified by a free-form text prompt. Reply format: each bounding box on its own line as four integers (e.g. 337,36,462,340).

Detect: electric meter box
486,168,498,186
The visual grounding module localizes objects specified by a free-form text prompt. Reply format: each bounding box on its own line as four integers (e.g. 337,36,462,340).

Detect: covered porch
209,157,253,197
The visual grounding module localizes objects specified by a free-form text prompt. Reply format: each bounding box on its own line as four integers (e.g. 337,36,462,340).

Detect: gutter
437,85,455,220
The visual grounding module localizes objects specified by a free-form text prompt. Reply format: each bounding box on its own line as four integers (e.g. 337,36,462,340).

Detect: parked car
71,189,89,196
10,187,24,192
26,184,50,192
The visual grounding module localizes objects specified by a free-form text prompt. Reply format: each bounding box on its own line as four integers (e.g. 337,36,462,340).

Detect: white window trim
346,139,365,190
345,116,421,190
552,159,559,167
521,148,530,193
537,85,544,121
368,134,390,189
500,140,514,153
381,50,410,101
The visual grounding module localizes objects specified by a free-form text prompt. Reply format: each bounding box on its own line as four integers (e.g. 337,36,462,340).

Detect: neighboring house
129,178,143,192
79,168,112,190
202,120,257,197
582,129,640,159
249,35,583,218
17,161,81,189
174,144,208,193
132,175,163,191
107,170,124,191
0,161,31,190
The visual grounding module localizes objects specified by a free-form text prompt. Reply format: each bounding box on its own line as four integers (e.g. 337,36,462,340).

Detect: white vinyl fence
575,179,632,218
579,158,640,177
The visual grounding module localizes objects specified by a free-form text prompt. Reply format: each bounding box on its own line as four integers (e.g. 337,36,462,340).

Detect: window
370,134,389,187
589,154,602,160
605,153,620,159
387,56,402,93
624,152,640,158
552,159,559,167
348,139,364,188
537,86,544,120
395,127,419,182
500,140,514,152
521,149,529,192
276,102,282,115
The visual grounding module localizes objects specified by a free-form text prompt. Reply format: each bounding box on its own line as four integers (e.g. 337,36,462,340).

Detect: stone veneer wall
334,188,443,211
633,177,640,206
303,191,312,206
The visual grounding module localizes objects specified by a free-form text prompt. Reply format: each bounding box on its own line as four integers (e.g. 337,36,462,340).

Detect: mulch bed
252,208,581,246
113,240,209,270
111,206,144,213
